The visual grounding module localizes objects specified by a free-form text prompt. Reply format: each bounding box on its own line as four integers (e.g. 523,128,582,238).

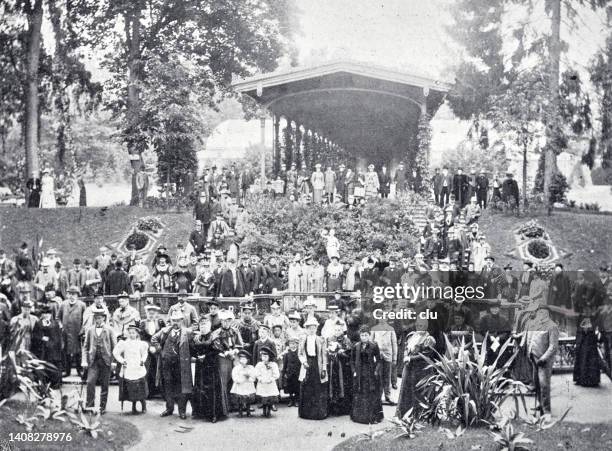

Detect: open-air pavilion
232,60,452,178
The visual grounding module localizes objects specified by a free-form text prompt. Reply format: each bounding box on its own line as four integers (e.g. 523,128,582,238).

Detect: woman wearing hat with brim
192,316,230,422
113,324,149,414
298,316,329,420
254,345,280,417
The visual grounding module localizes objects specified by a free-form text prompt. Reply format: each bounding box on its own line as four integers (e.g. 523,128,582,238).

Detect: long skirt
351,383,383,424
328,359,352,416
119,377,148,402
313,189,324,203
396,357,428,418
192,358,229,420
573,328,601,387
218,355,237,410
512,347,533,385
299,356,329,420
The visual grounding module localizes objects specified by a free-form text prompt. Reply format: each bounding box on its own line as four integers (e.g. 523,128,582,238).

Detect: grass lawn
0,206,193,264
334,421,612,451
478,209,612,270
0,399,140,451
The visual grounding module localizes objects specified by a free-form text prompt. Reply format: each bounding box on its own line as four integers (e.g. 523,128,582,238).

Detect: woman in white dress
39,168,56,208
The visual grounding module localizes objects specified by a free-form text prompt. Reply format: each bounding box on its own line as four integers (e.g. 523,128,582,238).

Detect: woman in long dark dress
192,317,229,422
396,317,436,418
327,323,353,416
350,325,383,424
573,276,604,387
298,317,329,420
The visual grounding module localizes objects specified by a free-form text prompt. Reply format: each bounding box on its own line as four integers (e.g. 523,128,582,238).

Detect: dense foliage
125,231,149,251
527,239,551,259
417,335,525,428
240,196,423,263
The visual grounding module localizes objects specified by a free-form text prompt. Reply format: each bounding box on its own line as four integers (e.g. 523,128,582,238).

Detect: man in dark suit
193,191,219,238
501,172,520,214
432,168,443,206
378,165,391,198
105,260,132,295
452,168,469,208
440,167,453,206
218,258,247,297
82,307,117,414
476,170,489,209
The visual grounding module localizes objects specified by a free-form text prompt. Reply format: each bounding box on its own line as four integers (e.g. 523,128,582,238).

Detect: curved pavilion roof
232,60,452,162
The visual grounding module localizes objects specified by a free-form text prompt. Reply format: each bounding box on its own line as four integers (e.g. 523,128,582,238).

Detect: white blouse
113,339,149,380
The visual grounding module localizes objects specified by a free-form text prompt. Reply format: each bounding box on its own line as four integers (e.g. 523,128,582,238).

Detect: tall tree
98,0,297,204
590,5,612,168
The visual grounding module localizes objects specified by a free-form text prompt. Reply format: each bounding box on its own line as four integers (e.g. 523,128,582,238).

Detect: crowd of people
1,160,611,426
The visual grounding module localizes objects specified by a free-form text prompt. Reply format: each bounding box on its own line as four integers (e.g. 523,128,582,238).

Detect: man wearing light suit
525,305,559,413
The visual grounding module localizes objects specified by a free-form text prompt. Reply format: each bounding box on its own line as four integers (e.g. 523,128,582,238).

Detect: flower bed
517,219,546,239
125,231,149,251
136,216,164,234
527,238,551,260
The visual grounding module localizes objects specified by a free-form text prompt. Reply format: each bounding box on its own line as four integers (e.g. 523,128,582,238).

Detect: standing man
394,162,407,194
152,310,195,419
9,299,37,351
82,259,102,297
32,305,63,387
189,220,207,256
194,191,218,239
378,165,391,199
432,168,443,206
82,307,116,414
440,166,453,206
58,286,86,377
476,169,489,209
370,318,398,406
168,289,199,328
68,259,86,292
112,292,140,340
105,260,132,295
324,164,337,203
525,305,559,414
452,168,469,208
94,246,111,291
501,172,520,215
15,242,34,282
335,163,347,203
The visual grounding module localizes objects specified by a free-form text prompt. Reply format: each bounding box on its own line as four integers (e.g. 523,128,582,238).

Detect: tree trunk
125,9,143,206
24,0,44,181
544,0,561,210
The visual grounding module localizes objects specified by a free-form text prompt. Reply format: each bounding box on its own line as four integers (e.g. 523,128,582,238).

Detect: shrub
241,196,422,263
125,231,149,251
417,335,526,428
591,166,612,185
527,239,550,259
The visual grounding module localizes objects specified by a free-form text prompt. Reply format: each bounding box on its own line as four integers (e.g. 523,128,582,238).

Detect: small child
252,325,275,364
230,349,256,417
254,346,280,417
281,337,301,407
271,324,286,389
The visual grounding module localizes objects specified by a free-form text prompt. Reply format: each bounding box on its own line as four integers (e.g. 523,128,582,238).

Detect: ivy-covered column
415,99,432,195
283,119,294,168
273,115,280,175
295,123,303,169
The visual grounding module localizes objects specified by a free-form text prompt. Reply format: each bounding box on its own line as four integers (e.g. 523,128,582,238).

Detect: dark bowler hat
206,298,220,307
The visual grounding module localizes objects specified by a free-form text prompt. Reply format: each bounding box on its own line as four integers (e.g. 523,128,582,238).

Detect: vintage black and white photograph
1,0,612,450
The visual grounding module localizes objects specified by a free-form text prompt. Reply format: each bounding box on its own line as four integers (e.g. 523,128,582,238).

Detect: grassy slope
478,210,612,270
0,399,140,451
0,206,192,264
0,206,610,271
334,421,612,451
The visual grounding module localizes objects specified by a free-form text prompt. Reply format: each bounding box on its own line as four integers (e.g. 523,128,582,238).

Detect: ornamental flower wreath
126,231,149,251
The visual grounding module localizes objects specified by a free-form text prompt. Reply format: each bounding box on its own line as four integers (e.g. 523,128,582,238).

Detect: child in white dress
230,349,256,417
254,346,280,417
